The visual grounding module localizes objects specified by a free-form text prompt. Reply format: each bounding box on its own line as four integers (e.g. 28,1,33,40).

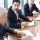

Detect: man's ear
35,27,38,35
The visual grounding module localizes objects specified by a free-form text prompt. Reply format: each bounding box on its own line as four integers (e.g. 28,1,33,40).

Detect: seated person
0,7,32,40
8,0,33,28
24,0,39,16
35,21,40,40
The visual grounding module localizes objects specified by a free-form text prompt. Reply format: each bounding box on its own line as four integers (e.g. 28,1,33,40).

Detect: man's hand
34,12,39,16
21,36,32,40
15,29,26,37
28,18,33,22
32,10,39,16
21,22,28,27
32,10,36,13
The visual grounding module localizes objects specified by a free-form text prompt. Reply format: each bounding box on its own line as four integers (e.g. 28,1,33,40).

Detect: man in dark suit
0,7,32,40
24,0,39,16
8,0,33,28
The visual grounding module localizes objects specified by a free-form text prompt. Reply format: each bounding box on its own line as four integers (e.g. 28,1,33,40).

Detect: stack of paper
22,30,35,40
28,21,34,26
22,30,34,37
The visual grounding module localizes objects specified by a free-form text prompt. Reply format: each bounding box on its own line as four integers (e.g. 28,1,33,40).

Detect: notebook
22,30,35,40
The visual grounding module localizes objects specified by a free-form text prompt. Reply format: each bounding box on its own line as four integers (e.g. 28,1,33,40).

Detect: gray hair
0,7,8,17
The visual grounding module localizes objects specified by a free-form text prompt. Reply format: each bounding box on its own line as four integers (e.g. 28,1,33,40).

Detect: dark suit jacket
8,6,30,28
0,25,15,40
24,3,39,16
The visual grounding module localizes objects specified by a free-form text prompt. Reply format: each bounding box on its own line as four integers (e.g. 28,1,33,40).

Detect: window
34,0,40,10
8,0,12,8
24,0,27,5
8,0,28,9
0,0,4,7
20,0,28,9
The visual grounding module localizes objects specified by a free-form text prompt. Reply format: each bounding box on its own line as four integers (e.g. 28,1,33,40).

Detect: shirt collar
12,8,17,13
28,2,32,7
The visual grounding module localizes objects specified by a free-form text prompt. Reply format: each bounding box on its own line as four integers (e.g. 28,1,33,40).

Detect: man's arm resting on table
19,13,32,22
3,26,18,34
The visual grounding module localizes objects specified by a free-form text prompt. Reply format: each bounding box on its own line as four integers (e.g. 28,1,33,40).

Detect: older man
0,7,26,40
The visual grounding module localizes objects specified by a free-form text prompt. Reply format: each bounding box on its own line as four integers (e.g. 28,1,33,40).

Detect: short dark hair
12,0,20,4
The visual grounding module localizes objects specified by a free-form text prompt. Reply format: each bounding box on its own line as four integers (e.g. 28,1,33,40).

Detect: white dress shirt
14,10,19,20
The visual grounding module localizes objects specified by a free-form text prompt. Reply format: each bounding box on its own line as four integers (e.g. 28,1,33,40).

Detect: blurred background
0,0,40,10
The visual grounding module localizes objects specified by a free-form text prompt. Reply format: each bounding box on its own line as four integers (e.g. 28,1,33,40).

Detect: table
8,16,37,40
8,27,36,40
20,16,36,22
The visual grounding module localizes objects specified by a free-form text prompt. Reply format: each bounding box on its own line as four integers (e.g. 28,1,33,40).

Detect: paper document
22,30,35,40
32,37,35,40
36,15,40,20
28,21,34,26
22,30,34,37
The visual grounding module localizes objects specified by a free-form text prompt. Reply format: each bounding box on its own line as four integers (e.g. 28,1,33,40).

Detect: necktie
30,7,32,11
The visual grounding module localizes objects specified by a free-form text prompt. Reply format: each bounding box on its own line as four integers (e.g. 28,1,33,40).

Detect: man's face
12,2,20,11
0,13,7,25
30,0,35,5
